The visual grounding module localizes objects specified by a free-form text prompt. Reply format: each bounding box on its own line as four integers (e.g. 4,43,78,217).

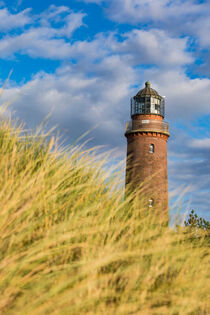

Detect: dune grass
0,113,209,315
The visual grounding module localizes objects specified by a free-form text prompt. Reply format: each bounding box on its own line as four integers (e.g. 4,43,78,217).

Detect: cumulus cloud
1,3,209,218
105,0,205,24
0,7,32,30
0,30,110,61
40,4,70,24
2,58,135,147
77,0,103,3
2,51,210,219
79,0,210,77
0,29,72,59
139,68,210,120
0,6,86,59
113,29,193,67
3,56,210,140
3,62,210,218
190,138,210,149
168,131,210,218
0,5,199,71
39,5,86,38
187,16,210,49
0,24,193,71
103,0,210,73
60,12,86,38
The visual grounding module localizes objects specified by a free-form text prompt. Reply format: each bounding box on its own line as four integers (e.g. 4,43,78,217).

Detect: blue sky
1,0,210,219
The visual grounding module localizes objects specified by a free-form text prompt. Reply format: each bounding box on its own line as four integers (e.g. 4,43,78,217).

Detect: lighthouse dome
135,81,161,99
131,81,165,117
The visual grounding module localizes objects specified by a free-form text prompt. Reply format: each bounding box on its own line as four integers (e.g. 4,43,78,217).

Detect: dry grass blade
0,112,209,315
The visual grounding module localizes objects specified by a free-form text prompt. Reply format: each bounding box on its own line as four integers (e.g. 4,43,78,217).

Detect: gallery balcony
125,119,170,136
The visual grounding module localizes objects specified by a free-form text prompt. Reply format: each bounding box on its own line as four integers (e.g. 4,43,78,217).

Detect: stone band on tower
125,82,170,212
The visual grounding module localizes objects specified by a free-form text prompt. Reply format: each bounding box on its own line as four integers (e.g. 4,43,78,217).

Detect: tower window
149,198,154,208
155,104,160,114
149,144,154,153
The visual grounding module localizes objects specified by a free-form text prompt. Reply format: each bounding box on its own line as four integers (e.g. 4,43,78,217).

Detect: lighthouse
125,82,170,211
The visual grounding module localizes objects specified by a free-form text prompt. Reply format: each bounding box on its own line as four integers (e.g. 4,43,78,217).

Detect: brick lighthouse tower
125,82,170,211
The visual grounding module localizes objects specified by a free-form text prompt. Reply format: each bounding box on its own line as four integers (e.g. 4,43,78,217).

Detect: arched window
149,198,154,208
149,144,154,153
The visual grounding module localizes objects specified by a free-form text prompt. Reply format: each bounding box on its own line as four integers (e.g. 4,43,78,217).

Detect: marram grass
0,115,209,315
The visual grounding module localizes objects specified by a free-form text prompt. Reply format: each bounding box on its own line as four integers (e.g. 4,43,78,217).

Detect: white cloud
0,5,209,132
0,7,32,30
3,62,210,218
190,138,210,149
40,4,70,24
187,17,210,49
3,53,210,145
0,25,192,70
168,131,210,218
0,28,73,59
76,0,210,79
0,6,86,59
2,58,135,147
1,3,210,218
2,42,210,219
105,0,205,24
60,12,86,38
83,0,210,54
39,4,86,38
0,28,107,60
2,22,209,124
114,29,192,67
139,69,210,120
77,0,103,3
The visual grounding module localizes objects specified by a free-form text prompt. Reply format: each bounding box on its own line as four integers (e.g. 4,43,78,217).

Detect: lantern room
130,81,165,117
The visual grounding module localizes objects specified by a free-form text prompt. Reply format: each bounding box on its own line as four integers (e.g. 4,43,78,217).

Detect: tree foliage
184,210,210,230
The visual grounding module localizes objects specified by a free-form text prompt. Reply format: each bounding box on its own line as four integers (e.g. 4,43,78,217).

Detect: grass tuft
0,113,209,315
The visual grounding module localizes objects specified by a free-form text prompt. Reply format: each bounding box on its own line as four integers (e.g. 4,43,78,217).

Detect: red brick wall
132,114,163,121
126,132,169,212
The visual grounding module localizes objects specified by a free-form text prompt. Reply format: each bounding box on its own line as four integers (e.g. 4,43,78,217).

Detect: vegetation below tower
0,113,209,315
